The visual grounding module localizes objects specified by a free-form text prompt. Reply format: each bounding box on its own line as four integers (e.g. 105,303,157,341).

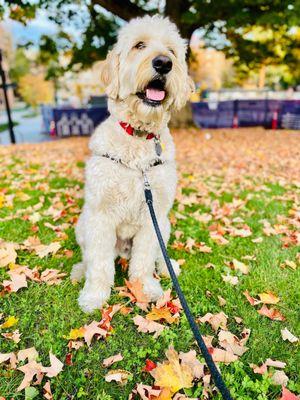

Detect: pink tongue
146,88,165,101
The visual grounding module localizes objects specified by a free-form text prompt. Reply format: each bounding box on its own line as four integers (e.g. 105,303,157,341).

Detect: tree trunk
258,65,266,89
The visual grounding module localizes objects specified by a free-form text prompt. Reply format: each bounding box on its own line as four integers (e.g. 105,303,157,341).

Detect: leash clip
142,171,151,190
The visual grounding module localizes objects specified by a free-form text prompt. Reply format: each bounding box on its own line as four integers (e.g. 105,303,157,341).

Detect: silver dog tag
154,137,162,156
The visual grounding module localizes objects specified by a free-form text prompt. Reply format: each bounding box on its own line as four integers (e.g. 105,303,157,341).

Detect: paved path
0,109,53,145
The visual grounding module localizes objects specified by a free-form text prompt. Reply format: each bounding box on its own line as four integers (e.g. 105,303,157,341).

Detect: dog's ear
174,75,195,110
99,49,120,99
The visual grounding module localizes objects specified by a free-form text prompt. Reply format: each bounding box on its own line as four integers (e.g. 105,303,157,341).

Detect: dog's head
99,15,194,125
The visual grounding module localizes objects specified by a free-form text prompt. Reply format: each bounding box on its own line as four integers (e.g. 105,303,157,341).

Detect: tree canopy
1,1,299,86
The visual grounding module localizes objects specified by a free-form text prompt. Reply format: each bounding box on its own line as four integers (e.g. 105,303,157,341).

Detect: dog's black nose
152,55,172,74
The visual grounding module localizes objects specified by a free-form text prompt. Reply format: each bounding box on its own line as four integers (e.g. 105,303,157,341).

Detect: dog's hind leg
71,214,87,281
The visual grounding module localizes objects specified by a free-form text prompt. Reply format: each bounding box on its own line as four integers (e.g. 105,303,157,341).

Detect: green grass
0,156,299,400
0,121,19,133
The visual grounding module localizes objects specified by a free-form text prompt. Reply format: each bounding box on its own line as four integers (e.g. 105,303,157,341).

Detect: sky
3,10,58,46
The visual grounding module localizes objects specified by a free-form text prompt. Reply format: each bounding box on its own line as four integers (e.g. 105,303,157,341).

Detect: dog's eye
134,41,146,50
168,48,176,56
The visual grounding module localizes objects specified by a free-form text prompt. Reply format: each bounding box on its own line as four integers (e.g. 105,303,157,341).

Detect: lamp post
0,49,16,144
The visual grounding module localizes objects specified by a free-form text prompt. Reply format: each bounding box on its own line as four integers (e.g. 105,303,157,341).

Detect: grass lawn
0,128,299,400
0,121,19,133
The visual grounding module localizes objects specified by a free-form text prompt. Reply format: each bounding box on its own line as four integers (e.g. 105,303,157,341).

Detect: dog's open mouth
136,78,166,107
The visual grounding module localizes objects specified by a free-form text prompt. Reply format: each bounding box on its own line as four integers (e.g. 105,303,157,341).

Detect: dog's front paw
157,258,181,278
78,287,110,313
142,276,164,302
70,262,86,282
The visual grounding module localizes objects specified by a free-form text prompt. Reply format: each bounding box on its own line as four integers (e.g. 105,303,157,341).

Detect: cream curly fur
71,15,194,313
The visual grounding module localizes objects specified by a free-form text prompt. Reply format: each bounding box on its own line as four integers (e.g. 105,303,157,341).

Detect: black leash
143,172,233,400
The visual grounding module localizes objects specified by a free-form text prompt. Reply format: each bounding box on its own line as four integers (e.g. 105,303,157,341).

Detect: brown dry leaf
146,307,178,324
17,360,44,391
35,242,61,258
280,260,297,270
179,350,204,379
229,259,249,274
265,359,286,369
198,312,228,331
258,291,280,304
209,348,238,364
67,340,84,350
42,352,63,378
124,279,150,310
221,274,239,285
133,315,165,338
217,296,226,306
40,269,67,285
0,352,17,369
43,381,53,400
17,347,39,362
0,241,18,267
2,272,27,293
252,237,263,243
103,353,123,368
218,330,249,356
257,305,285,321
2,329,21,343
105,369,131,385
271,370,289,386
129,384,163,400
281,328,299,343
210,231,229,245
150,347,193,395
83,320,108,346
243,290,260,306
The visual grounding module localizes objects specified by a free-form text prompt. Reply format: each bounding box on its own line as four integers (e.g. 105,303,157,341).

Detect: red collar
119,121,155,140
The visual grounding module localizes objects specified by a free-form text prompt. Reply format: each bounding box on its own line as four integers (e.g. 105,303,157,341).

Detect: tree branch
91,0,146,21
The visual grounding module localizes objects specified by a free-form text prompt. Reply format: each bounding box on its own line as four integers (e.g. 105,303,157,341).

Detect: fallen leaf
18,347,39,362
198,312,228,331
143,359,157,372
0,315,18,328
42,353,63,378
133,315,165,338
35,242,61,258
150,347,193,395
2,329,21,343
258,292,280,304
258,305,285,321
83,320,108,346
0,352,17,368
0,241,17,267
243,290,260,306
281,328,298,343
68,327,85,340
103,353,123,368
221,274,239,285
265,359,286,369
179,350,204,379
209,348,238,363
229,259,249,274
217,295,226,306
40,269,67,285
17,360,44,391
2,272,27,293
271,370,289,386
43,381,53,400
280,387,299,400
146,307,178,324
105,369,131,385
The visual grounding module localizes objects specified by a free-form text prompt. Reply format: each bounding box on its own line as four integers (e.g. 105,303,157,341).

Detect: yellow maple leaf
150,348,193,394
146,307,177,324
258,292,280,304
68,327,85,340
0,316,18,329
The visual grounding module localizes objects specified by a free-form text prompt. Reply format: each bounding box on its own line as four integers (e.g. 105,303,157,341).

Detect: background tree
18,73,54,109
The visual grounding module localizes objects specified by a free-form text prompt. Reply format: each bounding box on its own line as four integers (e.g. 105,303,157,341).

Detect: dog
71,15,194,313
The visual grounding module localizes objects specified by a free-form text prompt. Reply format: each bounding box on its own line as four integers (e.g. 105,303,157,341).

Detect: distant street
0,108,53,145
